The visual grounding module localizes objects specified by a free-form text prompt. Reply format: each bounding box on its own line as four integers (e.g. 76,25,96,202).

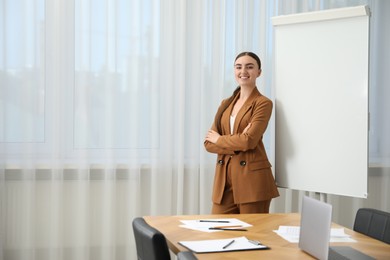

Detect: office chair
132,217,197,260
353,208,390,244
177,251,198,260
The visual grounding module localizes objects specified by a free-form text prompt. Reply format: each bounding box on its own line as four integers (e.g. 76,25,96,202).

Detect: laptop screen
299,196,333,260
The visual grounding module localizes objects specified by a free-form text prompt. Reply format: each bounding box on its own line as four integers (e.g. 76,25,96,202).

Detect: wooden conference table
144,213,390,260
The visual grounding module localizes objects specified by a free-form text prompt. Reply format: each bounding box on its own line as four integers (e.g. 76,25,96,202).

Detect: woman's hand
205,123,251,144
205,130,220,144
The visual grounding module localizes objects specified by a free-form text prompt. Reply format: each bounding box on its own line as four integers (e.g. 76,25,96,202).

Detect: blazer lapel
233,88,261,133
223,94,239,134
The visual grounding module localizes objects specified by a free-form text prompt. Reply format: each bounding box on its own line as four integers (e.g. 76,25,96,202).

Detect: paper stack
179,218,252,233
274,226,356,243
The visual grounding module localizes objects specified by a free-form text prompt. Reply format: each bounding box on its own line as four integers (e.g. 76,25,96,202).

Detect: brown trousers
211,159,271,214
212,188,271,214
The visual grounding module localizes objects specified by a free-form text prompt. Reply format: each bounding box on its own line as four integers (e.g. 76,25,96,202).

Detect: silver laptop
299,195,375,260
299,195,332,259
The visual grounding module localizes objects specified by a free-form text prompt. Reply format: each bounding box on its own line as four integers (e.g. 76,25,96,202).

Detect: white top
230,115,236,134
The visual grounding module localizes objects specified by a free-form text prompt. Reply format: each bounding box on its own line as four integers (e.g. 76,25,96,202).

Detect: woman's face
234,55,261,87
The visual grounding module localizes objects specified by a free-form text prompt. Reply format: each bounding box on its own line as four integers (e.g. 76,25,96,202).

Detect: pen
199,220,230,223
210,225,242,229
248,239,261,245
222,239,235,249
209,228,248,231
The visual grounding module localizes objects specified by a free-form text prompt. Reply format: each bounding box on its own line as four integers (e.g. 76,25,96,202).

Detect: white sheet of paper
179,236,267,253
274,226,356,243
179,218,252,233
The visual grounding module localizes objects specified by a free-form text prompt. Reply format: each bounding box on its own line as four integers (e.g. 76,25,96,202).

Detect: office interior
1,0,389,260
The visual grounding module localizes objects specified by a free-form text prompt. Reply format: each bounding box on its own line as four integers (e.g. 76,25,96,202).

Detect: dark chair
132,217,197,260
177,251,198,260
353,208,390,244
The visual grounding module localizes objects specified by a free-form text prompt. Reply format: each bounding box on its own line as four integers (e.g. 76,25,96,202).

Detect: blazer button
240,161,246,166
218,160,224,165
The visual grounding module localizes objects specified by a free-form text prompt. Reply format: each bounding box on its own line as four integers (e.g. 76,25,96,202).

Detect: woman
204,51,279,214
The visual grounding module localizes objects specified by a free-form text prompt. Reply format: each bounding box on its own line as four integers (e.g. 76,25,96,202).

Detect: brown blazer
204,88,279,204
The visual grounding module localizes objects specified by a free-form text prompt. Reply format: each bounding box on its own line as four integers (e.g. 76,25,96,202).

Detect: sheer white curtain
0,0,271,259
1,0,390,260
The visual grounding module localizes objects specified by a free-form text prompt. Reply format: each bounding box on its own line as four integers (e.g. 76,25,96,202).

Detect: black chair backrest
353,208,390,244
132,217,171,260
177,251,198,260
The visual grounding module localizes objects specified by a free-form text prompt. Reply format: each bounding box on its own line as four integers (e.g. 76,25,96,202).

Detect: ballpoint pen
210,225,242,229
199,220,230,223
209,227,248,231
222,239,235,249
248,239,261,245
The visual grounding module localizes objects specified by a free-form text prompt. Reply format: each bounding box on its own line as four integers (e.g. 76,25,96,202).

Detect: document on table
178,236,269,253
274,226,356,243
179,218,252,232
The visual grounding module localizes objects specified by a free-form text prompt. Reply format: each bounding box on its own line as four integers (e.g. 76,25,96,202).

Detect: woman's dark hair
235,51,261,70
213,52,262,134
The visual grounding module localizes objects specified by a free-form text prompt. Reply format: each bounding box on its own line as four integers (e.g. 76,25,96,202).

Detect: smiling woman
204,52,279,214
